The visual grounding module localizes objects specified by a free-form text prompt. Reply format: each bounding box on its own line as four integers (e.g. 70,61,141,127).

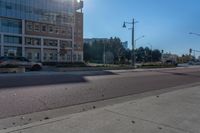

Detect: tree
125,49,131,62
83,43,91,62
83,37,162,64
135,47,162,63
152,49,162,62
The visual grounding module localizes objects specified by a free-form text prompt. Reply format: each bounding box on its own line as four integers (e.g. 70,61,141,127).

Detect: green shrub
42,62,88,67
56,62,88,68
139,63,177,69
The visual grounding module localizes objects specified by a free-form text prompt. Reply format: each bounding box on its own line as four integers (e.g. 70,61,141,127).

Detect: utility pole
103,43,106,65
123,18,138,68
150,45,153,63
132,19,135,67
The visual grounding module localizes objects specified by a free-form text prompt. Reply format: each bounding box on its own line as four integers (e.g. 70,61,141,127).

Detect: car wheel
31,65,42,71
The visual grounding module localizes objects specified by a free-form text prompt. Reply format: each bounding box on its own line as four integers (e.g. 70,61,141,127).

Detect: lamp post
149,44,153,63
103,43,106,65
135,36,145,47
189,32,200,60
134,35,145,64
123,18,138,67
145,43,153,63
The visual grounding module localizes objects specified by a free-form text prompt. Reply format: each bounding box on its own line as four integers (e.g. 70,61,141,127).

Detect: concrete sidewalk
2,85,200,133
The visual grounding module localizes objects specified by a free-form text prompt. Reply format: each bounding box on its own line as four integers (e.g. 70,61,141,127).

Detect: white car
0,56,42,71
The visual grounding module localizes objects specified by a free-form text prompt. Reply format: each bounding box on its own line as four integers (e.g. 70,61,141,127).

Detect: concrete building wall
0,0,84,63
74,12,84,62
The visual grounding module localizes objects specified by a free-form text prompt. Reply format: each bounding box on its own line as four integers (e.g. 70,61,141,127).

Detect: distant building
122,41,128,49
162,53,178,64
0,0,84,62
84,38,109,45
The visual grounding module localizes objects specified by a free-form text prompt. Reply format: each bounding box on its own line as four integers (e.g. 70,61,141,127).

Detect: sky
83,0,200,57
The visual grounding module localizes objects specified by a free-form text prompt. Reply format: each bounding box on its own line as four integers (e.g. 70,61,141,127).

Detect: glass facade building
0,0,74,25
0,0,84,62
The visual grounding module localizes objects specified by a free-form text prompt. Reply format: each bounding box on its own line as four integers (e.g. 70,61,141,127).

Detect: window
1,18,22,34
42,25,47,32
6,5,12,10
44,53,47,60
43,49,57,61
49,53,53,60
73,54,77,61
78,54,82,61
27,53,32,60
74,44,77,49
4,46,22,57
26,22,33,31
61,30,66,35
4,35,22,44
55,27,60,34
25,38,41,46
26,38,32,45
34,23,40,32
48,25,53,33
67,55,71,61
44,39,58,47
34,53,40,60
60,41,72,48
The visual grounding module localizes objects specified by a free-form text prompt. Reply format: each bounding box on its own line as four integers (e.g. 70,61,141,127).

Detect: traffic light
189,48,192,54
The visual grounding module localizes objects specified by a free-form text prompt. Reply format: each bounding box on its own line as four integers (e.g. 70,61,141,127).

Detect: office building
0,0,83,62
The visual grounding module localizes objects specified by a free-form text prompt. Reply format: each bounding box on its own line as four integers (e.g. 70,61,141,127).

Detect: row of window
0,46,83,62
0,17,74,39
26,21,73,39
3,46,22,57
25,37,72,48
1,35,73,48
0,17,22,34
44,39,58,47
4,35,22,44
0,0,74,25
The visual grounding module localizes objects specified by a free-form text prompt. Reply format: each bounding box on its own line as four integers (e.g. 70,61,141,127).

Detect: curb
2,82,200,133
0,68,25,73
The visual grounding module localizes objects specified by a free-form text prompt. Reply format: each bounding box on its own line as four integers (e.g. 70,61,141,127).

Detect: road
0,67,200,119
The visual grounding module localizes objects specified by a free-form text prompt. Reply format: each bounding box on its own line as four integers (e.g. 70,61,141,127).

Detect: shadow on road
0,71,117,89
155,70,200,78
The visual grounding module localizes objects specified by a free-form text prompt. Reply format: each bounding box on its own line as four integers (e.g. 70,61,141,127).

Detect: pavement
0,67,200,120
1,84,200,133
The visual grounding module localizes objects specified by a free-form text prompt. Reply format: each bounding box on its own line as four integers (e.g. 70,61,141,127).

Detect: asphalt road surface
0,67,200,119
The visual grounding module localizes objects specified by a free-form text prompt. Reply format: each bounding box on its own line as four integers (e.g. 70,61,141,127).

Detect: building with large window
0,0,83,62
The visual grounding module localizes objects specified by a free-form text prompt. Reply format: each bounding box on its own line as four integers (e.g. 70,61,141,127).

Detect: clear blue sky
83,0,200,56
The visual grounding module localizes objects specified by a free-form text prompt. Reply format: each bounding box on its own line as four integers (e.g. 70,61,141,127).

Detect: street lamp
142,43,153,63
123,18,138,67
134,35,145,64
103,43,106,65
135,36,145,48
189,32,200,60
149,44,153,63
135,36,145,42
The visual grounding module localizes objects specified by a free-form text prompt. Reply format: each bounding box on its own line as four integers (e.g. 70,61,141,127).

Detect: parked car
0,56,42,71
